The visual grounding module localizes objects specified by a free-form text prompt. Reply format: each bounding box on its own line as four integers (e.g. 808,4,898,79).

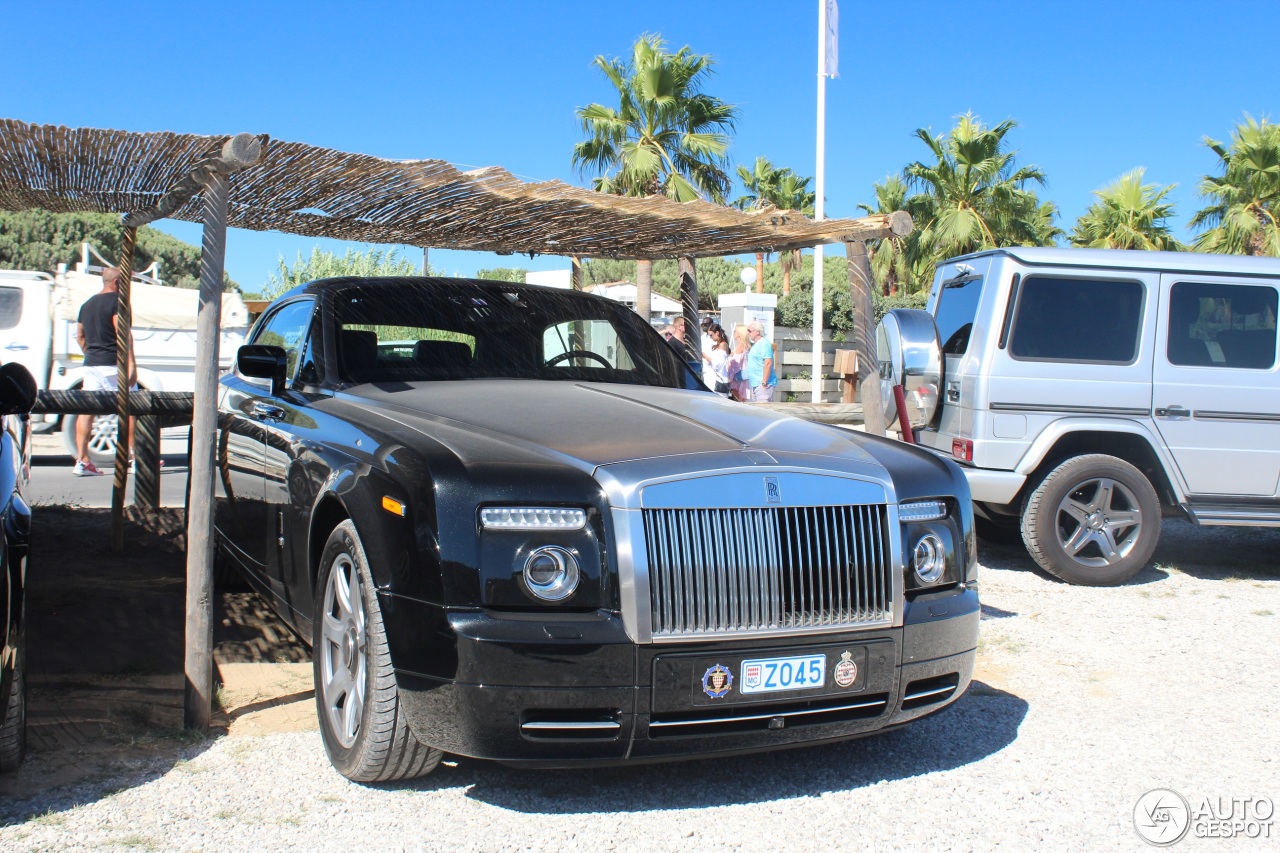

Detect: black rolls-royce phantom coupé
215,277,980,782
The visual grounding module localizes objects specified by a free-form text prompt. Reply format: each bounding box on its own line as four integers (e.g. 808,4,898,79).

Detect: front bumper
382,584,979,766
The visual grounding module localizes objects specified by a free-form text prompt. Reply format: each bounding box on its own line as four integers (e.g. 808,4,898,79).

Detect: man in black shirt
73,267,136,476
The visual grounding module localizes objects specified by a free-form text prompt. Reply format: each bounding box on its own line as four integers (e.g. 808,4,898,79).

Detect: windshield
330,280,691,388
933,274,984,355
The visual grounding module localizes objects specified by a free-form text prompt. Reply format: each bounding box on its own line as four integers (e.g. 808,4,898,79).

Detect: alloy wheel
1054,476,1144,568
319,552,368,749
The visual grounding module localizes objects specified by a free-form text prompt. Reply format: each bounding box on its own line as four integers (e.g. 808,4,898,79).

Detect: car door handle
4,343,28,351
1154,405,1191,419
252,402,286,421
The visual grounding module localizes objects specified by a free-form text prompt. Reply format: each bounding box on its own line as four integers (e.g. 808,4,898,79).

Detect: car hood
347,379,881,473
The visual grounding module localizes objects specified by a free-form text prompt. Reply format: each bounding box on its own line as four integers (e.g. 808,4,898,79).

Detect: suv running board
1185,502,1280,526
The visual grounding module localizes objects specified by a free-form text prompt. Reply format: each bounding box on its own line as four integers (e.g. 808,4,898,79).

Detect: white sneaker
72,460,105,477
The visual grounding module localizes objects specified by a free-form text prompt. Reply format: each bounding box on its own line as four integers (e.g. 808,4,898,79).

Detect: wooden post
134,414,161,511
635,258,653,321
422,247,430,275
755,253,764,295
116,132,263,730
184,170,228,731
109,228,137,552
678,256,699,369
846,239,886,436
570,256,582,291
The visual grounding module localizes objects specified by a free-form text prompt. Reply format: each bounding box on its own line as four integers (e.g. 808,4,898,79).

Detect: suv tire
1021,454,1160,586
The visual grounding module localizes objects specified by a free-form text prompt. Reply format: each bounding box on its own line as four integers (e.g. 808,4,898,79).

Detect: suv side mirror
0,362,37,415
238,345,288,397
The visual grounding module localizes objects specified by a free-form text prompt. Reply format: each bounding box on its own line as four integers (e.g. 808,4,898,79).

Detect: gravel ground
1,518,1276,852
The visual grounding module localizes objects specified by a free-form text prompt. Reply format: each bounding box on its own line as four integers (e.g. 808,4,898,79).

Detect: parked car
877,247,1280,585
0,362,36,771
215,276,979,782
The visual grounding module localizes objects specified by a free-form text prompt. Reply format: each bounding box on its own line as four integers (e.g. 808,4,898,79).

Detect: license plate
740,654,826,695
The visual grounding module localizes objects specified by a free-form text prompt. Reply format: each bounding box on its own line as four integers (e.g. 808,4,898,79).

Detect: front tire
313,520,441,782
1021,454,1161,586
0,635,26,772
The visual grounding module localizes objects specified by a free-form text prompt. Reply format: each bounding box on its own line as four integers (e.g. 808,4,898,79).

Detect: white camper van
0,244,249,464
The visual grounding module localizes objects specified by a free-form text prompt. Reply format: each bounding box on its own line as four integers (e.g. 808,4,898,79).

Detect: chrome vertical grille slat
643,504,893,639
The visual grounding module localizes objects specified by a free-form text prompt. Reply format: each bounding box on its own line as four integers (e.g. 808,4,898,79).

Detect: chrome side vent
901,673,960,711
520,710,622,740
642,505,893,639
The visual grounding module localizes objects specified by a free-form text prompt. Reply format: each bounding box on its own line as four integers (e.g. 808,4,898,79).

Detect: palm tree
734,157,815,295
1189,115,1280,256
857,176,934,295
573,34,738,318
904,113,1058,283
1070,168,1185,251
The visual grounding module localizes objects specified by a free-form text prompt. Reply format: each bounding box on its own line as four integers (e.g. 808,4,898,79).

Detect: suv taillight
952,439,973,462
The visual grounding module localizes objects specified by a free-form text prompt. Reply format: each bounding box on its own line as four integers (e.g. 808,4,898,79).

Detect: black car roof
274,276,611,305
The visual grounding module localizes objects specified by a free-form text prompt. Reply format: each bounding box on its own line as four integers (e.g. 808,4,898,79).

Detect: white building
523,270,682,319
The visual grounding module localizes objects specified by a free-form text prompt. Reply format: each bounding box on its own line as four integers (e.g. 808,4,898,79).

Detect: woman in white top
703,322,732,396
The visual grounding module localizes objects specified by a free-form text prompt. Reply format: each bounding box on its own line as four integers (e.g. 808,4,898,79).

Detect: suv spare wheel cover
875,308,941,429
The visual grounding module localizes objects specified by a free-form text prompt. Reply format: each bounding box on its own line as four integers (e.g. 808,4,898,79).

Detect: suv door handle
1154,405,1191,419
252,402,286,422
4,343,28,351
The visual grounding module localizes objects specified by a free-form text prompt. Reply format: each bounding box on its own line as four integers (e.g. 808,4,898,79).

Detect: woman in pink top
726,323,751,401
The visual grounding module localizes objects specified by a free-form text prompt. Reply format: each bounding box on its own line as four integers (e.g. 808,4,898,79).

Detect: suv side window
934,275,984,355
0,288,22,330
1166,281,1278,369
1009,276,1143,363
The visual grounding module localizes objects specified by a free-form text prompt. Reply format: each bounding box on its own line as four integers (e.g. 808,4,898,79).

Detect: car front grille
642,505,893,639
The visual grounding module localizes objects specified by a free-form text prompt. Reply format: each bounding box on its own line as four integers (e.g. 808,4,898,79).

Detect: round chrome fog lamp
522,546,580,601
913,534,947,585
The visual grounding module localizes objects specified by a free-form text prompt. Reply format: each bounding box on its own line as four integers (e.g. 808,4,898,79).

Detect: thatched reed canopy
0,118,907,259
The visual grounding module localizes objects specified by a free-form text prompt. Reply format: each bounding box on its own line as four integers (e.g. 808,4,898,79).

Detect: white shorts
82,365,138,392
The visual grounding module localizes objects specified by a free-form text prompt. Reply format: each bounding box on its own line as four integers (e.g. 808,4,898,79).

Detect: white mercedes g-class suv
877,247,1279,585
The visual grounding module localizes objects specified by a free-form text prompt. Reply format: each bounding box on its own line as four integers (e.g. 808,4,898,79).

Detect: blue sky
3,0,1275,289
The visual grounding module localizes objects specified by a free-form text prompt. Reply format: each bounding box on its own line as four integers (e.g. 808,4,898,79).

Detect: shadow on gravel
0,506,307,826
977,517,1280,587
411,683,1029,813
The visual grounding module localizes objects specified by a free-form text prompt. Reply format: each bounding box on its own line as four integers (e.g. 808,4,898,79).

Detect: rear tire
0,634,26,772
1021,454,1161,586
313,520,442,782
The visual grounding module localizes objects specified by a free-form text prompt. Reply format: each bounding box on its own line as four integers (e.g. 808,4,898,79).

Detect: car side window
1166,281,1278,369
1009,276,1144,363
252,299,316,384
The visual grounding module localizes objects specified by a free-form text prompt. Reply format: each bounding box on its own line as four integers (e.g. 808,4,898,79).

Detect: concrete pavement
27,430,191,508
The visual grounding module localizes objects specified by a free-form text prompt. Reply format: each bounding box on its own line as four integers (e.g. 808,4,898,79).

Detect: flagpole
811,0,828,403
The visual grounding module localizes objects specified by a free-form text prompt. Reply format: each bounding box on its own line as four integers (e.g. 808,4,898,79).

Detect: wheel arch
307,458,446,604
1013,420,1182,509
308,493,350,596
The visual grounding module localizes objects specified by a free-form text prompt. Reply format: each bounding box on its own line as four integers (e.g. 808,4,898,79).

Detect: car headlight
899,499,948,522
522,545,581,602
913,533,947,585
480,507,587,530
900,498,959,592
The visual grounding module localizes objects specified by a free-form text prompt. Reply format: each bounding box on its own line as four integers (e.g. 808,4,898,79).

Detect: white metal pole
812,0,828,403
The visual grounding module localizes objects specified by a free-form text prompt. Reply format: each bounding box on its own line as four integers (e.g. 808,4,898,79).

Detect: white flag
825,0,839,78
